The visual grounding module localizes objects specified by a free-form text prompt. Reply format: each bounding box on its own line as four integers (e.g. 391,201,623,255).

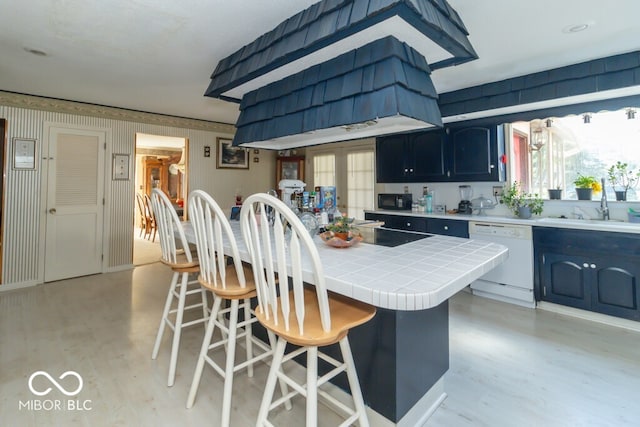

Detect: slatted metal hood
205,0,477,149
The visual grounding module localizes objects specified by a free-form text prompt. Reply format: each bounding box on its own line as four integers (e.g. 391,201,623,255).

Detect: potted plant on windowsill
548,186,563,200
607,161,640,201
573,174,601,200
502,182,544,219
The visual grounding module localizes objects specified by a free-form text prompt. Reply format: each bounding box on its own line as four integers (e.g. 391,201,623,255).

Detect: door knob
49,208,57,214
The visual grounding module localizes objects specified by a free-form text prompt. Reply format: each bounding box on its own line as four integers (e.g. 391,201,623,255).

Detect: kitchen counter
183,220,508,426
365,209,640,234
185,220,508,311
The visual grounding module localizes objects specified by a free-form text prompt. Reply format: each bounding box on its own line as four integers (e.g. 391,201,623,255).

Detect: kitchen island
185,222,508,426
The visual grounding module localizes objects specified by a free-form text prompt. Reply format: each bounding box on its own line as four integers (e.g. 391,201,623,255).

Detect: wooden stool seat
198,264,258,298
257,288,375,347
161,253,199,272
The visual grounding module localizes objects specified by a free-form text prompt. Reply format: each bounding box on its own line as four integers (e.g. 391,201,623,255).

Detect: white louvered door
45,127,105,282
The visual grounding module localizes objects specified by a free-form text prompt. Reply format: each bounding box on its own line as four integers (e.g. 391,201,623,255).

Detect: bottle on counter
425,192,433,213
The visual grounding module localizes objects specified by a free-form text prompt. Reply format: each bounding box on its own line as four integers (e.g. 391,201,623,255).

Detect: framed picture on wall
216,137,249,169
13,138,37,170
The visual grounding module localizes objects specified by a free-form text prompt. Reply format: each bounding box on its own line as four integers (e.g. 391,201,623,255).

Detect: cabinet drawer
427,218,469,238
364,213,427,232
389,216,427,232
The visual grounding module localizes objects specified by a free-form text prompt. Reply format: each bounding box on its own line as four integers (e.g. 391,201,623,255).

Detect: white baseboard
0,280,41,292
105,264,134,273
537,301,640,332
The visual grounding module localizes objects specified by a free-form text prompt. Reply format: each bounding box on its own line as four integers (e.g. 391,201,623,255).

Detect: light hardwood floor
1,263,638,426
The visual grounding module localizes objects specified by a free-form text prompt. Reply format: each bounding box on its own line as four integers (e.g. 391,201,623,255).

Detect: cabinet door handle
409,168,414,173
590,264,596,269
404,168,409,173
583,263,589,268
406,222,411,227
444,226,449,230
490,164,495,169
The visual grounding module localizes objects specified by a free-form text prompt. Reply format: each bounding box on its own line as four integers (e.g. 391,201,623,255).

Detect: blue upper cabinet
376,124,506,183
375,129,447,183
448,125,506,182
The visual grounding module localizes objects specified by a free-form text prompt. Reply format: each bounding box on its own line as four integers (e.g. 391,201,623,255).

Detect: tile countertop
365,210,640,234
183,221,508,311
317,233,507,311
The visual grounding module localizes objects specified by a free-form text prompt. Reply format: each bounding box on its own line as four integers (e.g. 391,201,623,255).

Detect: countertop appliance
378,193,412,211
458,185,473,215
278,179,306,209
468,221,534,308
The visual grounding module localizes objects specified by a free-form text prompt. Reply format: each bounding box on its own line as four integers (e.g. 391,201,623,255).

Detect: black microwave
378,193,412,210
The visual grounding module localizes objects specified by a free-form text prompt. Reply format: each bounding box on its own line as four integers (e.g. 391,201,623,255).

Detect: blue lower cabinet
364,213,468,237
540,252,592,310
426,218,469,238
534,227,640,321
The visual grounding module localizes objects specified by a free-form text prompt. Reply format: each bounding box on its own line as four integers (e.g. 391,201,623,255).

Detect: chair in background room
185,189,288,427
150,188,209,387
135,192,148,237
240,193,376,427
143,193,157,242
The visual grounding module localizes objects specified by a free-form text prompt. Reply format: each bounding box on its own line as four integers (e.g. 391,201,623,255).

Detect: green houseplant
573,174,601,200
502,182,544,218
607,161,640,201
325,216,356,240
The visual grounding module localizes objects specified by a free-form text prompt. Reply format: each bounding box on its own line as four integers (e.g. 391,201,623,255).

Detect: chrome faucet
599,178,610,220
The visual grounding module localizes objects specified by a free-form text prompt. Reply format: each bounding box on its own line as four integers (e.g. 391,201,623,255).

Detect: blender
458,185,473,214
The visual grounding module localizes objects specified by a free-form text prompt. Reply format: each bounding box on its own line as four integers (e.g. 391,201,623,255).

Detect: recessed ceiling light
562,23,590,33
23,47,47,56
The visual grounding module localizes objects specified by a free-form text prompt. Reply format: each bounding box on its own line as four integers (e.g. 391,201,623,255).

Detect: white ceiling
1,0,639,126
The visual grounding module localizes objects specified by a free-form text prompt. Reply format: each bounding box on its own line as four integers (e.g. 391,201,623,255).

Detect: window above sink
507,108,640,201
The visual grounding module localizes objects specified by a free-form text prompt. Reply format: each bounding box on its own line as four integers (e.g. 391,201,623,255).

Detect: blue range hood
205,0,477,148
233,36,441,149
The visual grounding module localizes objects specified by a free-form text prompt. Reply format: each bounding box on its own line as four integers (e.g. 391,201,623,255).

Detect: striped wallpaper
0,94,276,287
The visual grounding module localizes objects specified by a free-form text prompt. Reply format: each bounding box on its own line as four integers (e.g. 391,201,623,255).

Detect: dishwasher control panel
468,222,532,239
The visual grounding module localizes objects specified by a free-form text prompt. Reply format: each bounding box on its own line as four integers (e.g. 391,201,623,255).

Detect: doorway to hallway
133,133,187,265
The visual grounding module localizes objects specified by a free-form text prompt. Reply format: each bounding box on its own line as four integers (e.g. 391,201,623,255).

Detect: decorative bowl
319,231,363,248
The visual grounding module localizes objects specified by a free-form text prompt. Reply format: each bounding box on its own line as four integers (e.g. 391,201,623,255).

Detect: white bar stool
185,190,289,427
150,189,209,387
240,193,376,427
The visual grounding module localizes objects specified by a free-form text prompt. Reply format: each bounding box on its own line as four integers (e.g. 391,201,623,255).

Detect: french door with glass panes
307,139,375,219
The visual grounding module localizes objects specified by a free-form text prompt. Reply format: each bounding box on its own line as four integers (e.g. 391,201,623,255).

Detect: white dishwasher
468,221,535,308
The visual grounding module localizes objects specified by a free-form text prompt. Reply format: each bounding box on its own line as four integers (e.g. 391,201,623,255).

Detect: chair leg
339,338,370,427
152,271,179,360
256,338,287,427
243,299,254,378
200,287,209,321
220,299,240,427
167,271,189,387
186,296,223,409
266,330,292,410
306,346,318,427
